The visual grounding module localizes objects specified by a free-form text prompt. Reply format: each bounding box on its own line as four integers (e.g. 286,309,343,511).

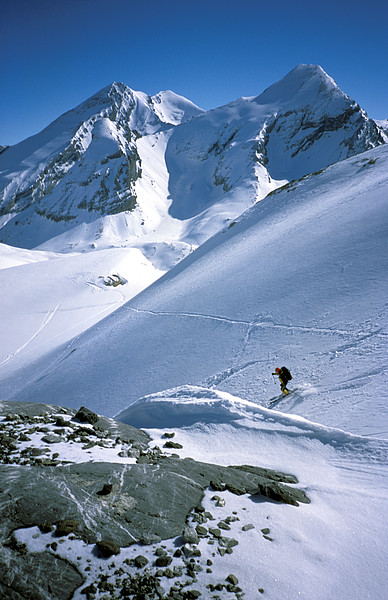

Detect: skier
272,366,292,395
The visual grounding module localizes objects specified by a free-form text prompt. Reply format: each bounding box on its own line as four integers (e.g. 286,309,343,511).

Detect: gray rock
232,463,299,484
4,413,23,422
209,528,222,538
252,480,309,506
0,549,83,600
55,519,78,537
185,591,201,599
164,441,183,449
41,434,65,444
219,537,239,548
182,544,201,558
134,554,149,568
242,524,255,531
155,555,172,567
196,525,208,537
24,447,49,456
73,406,99,425
95,539,120,557
0,452,309,546
0,400,310,600
0,434,17,450
261,527,271,534
183,525,199,544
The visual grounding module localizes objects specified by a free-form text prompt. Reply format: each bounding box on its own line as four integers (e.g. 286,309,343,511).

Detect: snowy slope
114,386,388,600
0,245,162,379
3,144,387,438
0,242,62,269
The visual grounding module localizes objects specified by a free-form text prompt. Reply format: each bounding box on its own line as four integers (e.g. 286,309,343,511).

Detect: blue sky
1,0,387,146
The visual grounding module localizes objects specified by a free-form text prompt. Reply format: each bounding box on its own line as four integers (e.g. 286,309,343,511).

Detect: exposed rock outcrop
0,400,310,599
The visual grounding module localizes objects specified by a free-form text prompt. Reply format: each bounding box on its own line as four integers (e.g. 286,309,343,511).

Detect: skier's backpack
281,366,292,382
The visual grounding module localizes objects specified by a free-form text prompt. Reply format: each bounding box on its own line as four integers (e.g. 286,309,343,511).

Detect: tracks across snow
0,303,62,366
127,306,376,339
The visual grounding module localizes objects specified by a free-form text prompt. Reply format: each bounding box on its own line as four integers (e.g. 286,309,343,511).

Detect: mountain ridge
0,64,385,256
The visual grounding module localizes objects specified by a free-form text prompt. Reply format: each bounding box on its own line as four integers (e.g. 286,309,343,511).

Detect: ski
267,388,298,407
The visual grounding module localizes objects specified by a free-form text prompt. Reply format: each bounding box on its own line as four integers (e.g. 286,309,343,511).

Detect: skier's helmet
275,367,281,373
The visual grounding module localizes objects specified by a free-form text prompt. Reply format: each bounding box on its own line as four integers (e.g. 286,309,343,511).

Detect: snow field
6,144,386,440
0,245,163,378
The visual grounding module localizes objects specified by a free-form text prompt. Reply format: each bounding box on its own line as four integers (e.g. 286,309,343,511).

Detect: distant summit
256,64,341,105
0,65,385,252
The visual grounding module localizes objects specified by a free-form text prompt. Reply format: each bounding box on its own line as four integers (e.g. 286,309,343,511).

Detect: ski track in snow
0,302,62,366
128,306,386,391
203,360,260,388
127,305,378,338
0,285,126,369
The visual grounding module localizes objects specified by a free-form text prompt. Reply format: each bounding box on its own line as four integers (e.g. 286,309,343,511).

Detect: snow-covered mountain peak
256,64,341,107
149,90,205,125
76,82,203,130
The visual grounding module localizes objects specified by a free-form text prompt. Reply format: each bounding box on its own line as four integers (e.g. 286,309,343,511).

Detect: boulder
73,407,99,425
55,519,78,537
155,555,172,567
183,525,199,544
96,540,120,557
134,555,149,568
164,441,183,449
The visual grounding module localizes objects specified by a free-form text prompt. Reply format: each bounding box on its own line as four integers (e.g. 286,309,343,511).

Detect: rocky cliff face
166,64,384,222
0,84,203,248
0,84,189,222
0,401,309,600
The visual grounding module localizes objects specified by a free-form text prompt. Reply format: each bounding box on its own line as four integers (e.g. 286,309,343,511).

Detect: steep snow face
149,90,205,125
260,64,384,179
4,145,387,437
165,64,383,224
0,83,203,249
